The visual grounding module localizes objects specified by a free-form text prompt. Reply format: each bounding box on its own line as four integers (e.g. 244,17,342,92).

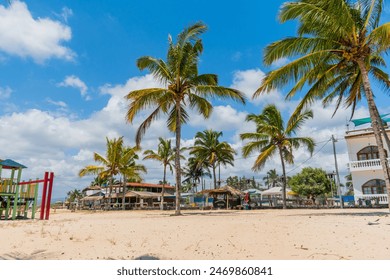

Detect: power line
286,138,332,175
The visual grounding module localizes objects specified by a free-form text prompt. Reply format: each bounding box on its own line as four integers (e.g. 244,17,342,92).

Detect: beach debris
367,222,379,225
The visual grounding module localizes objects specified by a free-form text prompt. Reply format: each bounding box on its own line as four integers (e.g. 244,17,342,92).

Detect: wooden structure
200,185,244,209
0,159,54,220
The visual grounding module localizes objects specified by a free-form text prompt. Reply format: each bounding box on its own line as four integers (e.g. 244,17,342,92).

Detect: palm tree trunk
161,165,166,211
373,105,390,151
174,101,182,215
122,175,127,210
278,147,287,209
212,163,217,189
357,59,390,212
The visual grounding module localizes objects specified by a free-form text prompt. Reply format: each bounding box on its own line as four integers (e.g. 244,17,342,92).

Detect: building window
357,146,387,161
362,179,387,194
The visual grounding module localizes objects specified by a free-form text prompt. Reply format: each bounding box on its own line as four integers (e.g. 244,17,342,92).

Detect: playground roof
0,159,27,169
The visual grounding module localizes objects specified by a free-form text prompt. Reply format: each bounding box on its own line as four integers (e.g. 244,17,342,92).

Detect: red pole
40,172,49,220
45,172,54,220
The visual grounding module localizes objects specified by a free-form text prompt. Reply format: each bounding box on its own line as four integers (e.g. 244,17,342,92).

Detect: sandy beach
1,208,389,260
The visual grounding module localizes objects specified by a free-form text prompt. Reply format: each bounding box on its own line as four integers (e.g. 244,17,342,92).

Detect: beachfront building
81,182,175,209
345,117,390,205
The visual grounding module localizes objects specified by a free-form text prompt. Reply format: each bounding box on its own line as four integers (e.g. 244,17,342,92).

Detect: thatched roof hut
198,185,244,209
200,185,245,197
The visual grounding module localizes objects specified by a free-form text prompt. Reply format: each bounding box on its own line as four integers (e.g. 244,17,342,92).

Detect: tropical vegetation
255,0,390,209
125,22,245,215
143,138,176,210
79,137,146,210
190,129,236,189
240,104,315,209
289,167,332,204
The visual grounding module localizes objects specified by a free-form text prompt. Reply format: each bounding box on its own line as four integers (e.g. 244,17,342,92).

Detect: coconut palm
125,22,245,215
255,0,390,210
240,104,315,209
143,138,175,210
79,137,125,209
263,169,281,189
119,146,147,210
182,156,211,192
190,129,236,189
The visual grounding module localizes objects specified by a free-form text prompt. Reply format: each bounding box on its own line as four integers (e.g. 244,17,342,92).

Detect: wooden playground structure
0,159,54,220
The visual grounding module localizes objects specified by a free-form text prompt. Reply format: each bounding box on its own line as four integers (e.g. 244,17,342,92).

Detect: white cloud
58,75,89,99
0,1,74,63
230,69,288,108
47,98,67,108
0,86,12,99
189,105,248,132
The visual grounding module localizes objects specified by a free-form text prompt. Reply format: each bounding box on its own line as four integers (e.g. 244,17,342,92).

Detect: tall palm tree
240,104,315,209
125,22,245,215
79,137,125,209
255,0,390,210
119,145,147,210
190,129,236,189
143,138,175,210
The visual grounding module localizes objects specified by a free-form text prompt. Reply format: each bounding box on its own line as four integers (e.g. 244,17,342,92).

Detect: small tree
289,167,331,204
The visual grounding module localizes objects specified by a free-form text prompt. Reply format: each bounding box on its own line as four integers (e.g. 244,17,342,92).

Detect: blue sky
1,0,390,200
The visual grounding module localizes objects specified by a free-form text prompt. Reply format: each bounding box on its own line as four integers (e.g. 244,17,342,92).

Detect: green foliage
289,167,331,199
190,129,236,189
125,22,245,214
240,104,314,208
257,0,390,119
226,176,260,191
66,189,83,203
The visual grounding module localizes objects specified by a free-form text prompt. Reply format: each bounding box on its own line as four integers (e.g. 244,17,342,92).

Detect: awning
351,113,390,126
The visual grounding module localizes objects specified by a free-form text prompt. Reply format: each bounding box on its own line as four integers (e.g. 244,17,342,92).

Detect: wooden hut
199,185,244,209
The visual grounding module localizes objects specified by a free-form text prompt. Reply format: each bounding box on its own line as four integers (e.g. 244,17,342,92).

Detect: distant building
345,119,389,205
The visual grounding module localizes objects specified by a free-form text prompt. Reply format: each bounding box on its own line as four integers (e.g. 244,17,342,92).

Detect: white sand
1,208,389,260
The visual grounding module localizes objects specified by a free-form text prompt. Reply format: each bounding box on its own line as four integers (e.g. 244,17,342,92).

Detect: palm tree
255,0,390,210
125,22,245,215
263,169,281,189
190,129,236,189
182,156,211,192
240,104,315,209
119,145,147,210
143,138,175,210
79,137,125,209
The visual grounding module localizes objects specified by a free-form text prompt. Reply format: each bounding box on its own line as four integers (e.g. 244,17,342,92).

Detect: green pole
31,179,39,219
12,168,22,220
6,169,15,220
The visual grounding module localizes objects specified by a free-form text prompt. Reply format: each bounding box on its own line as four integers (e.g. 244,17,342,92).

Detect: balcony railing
354,194,388,205
348,158,390,171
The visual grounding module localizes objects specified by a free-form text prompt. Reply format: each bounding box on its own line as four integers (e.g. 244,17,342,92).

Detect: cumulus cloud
230,69,288,108
0,74,172,199
0,70,380,199
58,75,89,99
0,1,74,63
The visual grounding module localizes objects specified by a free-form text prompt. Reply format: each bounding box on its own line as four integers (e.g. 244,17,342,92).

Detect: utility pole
332,135,343,209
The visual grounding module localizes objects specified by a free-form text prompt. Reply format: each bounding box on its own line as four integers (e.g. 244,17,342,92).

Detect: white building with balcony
345,121,389,205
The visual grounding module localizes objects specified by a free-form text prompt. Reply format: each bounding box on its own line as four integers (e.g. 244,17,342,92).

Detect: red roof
126,182,174,190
